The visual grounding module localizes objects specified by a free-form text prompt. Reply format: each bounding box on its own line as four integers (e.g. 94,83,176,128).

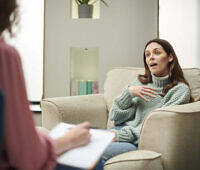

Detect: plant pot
78,4,93,18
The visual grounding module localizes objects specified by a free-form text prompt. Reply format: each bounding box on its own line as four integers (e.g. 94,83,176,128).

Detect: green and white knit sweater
109,74,191,144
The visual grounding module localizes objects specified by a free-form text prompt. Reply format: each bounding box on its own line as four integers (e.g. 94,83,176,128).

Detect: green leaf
90,0,109,7
82,0,88,4
86,0,90,4
90,0,98,5
100,0,109,7
75,0,81,5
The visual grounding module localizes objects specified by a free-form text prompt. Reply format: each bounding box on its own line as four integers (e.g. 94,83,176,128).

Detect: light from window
159,0,199,68
6,0,44,101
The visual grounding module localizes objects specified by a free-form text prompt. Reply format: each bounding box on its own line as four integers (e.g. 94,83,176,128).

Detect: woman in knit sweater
102,39,193,163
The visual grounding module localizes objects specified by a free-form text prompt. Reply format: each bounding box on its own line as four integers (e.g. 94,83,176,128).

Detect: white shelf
30,105,41,113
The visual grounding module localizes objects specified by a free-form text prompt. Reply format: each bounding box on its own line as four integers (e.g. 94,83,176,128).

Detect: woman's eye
154,51,161,55
145,53,150,57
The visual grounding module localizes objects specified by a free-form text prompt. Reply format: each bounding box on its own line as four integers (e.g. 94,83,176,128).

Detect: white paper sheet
50,123,114,169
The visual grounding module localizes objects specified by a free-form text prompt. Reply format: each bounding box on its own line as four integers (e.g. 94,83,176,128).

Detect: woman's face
145,42,173,77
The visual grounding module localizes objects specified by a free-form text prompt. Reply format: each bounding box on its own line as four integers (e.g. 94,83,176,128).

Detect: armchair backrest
104,67,200,128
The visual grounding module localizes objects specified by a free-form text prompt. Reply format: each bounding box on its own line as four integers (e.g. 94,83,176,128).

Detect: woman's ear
169,54,173,62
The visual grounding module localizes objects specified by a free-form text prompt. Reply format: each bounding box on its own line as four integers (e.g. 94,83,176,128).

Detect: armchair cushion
104,150,163,170
183,68,200,101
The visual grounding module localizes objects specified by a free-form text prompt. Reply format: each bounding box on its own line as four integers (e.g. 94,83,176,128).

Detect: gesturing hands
128,86,159,102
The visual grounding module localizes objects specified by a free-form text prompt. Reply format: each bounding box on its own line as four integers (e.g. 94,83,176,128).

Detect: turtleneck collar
151,73,170,88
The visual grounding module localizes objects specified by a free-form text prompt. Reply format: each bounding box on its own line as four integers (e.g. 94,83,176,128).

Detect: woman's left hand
110,130,117,142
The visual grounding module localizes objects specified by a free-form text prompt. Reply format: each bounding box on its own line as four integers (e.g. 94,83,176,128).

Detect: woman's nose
149,54,155,60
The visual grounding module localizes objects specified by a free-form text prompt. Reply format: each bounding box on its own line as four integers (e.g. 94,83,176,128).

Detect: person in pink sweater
0,0,100,170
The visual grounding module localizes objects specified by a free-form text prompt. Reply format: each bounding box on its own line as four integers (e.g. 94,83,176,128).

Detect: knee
102,151,114,164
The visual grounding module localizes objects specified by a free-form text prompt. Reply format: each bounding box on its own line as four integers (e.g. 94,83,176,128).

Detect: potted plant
75,0,109,18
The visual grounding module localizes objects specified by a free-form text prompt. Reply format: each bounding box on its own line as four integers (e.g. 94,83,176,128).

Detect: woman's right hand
55,122,91,155
128,86,159,102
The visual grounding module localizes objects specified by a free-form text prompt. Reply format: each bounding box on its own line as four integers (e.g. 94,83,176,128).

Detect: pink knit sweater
0,39,57,170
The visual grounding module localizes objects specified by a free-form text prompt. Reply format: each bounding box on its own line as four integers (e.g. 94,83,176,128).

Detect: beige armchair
41,67,200,170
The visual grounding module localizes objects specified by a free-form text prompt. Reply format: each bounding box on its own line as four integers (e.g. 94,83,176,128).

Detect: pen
90,126,100,129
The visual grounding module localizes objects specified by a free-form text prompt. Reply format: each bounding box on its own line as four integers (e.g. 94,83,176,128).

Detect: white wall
130,0,158,67
44,0,158,98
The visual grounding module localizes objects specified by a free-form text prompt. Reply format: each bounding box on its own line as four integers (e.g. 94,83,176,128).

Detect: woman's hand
55,122,91,155
128,86,158,102
110,130,117,142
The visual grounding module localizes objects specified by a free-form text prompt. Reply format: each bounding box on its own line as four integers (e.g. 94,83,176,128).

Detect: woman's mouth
150,63,158,68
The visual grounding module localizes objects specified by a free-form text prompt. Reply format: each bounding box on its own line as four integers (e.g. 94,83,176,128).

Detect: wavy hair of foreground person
138,38,194,102
0,0,19,36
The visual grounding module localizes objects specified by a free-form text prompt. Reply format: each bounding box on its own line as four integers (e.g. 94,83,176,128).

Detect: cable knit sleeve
116,124,142,144
162,83,191,107
109,79,139,125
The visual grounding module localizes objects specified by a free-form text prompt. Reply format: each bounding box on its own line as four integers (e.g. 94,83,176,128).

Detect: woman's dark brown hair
0,0,19,36
138,38,194,102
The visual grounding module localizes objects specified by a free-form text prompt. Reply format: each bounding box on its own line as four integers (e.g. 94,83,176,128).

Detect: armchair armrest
104,150,163,170
41,94,108,130
139,101,200,170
